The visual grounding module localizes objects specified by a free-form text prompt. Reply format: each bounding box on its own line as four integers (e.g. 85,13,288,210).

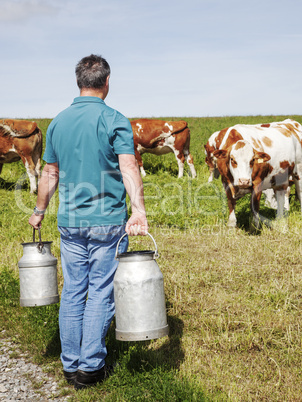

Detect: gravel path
0,330,71,401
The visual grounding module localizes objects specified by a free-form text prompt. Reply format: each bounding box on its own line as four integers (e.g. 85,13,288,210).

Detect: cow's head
214,140,270,195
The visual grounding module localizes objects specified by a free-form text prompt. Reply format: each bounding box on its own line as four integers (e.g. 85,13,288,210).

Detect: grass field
0,115,302,401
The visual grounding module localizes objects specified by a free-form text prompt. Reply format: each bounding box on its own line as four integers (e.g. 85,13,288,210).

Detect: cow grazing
210,119,302,228
131,119,197,178
0,119,42,193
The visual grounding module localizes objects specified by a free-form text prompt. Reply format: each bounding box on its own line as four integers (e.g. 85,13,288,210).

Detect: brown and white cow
0,119,42,193
210,119,302,227
131,119,196,178
204,126,279,210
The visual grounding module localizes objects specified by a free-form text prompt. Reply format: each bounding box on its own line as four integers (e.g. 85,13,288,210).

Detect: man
29,54,148,390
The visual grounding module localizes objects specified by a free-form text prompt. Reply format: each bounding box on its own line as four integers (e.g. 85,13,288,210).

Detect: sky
1,0,302,119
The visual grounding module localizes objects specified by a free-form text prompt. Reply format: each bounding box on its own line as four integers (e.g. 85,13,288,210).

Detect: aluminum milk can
114,232,169,341
18,228,59,307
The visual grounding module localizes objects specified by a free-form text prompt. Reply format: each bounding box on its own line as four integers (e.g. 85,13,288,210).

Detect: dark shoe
75,364,114,390
63,370,77,385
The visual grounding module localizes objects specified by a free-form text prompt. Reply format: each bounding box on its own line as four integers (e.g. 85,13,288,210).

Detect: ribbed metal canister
18,229,59,307
114,233,169,341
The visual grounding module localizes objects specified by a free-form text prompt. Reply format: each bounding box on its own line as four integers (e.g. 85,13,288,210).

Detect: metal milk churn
18,228,59,307
114,232,169,341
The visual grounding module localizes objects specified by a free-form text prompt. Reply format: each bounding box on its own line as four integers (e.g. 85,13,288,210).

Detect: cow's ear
213,149,228,159
254,151,271,163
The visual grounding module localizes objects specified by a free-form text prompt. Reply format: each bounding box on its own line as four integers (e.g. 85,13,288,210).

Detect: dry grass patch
132,224,302,401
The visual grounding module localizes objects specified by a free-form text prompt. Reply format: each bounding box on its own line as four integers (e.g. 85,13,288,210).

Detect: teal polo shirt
43,96,135,227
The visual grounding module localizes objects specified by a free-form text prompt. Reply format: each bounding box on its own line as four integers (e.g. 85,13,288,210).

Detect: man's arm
28,163,59,229
118,154,148,236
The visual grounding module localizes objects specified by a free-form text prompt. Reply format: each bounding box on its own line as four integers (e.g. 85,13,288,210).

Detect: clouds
0,0,302,118
0,0,59,22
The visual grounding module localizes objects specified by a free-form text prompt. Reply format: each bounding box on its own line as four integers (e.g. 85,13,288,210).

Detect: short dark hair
75,54,111,90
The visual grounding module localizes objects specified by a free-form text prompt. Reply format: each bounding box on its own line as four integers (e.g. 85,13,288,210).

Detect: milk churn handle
115,232,159,259
33,228,44,253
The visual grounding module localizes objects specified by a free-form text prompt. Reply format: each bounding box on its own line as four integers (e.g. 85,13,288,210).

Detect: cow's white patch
166,136,175,146
229,141,254,187
139,166,146,177
136,123,143,136
164,122,173,131
2,124,16,137
227,210,237,227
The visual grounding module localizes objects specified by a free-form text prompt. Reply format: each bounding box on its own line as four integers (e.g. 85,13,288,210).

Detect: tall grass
1,115,302,401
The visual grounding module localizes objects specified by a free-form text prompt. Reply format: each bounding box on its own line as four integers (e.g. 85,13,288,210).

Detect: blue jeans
58,225,128,373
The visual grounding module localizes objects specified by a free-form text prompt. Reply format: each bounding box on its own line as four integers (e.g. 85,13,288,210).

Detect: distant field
1,115,302,401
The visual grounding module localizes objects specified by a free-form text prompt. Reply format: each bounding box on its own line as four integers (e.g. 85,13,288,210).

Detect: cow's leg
0,163,3,176
184,151,197,179
251,190,262,228
263,188,277,210
21,156,37,193
213,167,220,180
271,188,289,232
134,150,146,177
223,182,237,227
35,156,41,187
32,147,42,188
293,163,302,213
284,186,291,212
173,150,185,178
275,189,286,219
208,168,214,183
208,167,220,182
263,187,290,212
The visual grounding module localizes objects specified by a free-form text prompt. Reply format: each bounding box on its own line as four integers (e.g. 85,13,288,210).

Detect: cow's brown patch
252,157,273,183
234,141,245,150
261,124,270,128
224,129,243,149
280,160,295,175
251,138,263,151
269,161,295,189
215,128,228,148
280,160,291,170
279,126,292,137
284,122,301,143
170,121,188,134
1,119,37,137
262,136,273,147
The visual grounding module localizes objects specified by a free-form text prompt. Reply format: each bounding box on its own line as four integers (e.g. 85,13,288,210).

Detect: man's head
75,54,110,91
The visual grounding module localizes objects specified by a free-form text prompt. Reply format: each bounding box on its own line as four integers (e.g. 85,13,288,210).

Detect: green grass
1,115,302,400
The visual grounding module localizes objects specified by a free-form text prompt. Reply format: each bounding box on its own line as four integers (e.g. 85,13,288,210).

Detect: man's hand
29,213,44,229
125,211,148,236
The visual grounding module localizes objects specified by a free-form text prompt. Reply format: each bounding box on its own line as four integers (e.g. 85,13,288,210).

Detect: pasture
1,115,302,401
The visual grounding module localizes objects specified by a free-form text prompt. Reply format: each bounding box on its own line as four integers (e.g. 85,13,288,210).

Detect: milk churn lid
116,249,156,261
115,232,159,260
